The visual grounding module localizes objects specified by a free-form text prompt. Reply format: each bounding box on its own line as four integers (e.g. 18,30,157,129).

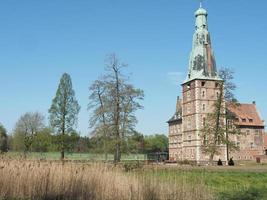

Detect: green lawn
5,151,146,161
135,165,267,200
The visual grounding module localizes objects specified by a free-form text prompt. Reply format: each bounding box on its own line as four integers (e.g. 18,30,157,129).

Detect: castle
168,5,265,163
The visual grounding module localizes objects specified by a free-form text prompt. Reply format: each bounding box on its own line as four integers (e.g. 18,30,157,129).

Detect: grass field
137,165,267,199
5,152,146,161
1,154,267,199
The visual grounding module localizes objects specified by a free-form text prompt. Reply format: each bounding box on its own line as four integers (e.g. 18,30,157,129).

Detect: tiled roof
228,103,265,127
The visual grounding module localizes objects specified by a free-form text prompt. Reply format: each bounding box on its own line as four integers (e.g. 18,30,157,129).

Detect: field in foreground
0,158,267,200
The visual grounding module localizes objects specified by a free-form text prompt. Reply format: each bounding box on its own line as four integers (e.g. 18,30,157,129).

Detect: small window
236,141,240,148
250,142,254,149
188,136,191,143
187,119,191,129
203,134,208,145
187,106,191,114
249,119,253,123
187,84,191,89
216,92,219,98
202,91,205,98
242,118,246,122
201,81,206,87
246,130,250,135
215,82,219,88
187,91,191,100
203,117,206,126
202,104,206,111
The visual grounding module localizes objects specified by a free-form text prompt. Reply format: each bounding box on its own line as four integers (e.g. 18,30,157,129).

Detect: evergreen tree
49,73,80,160
0,124,8,153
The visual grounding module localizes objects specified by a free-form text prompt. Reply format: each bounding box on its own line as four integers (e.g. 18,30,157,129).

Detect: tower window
201,81,206,87
187,106,191,114
187,84,191,89
202,104,206,111
215,82,219,88
188,136,191,143
236,141,240,148
187,118,191,129
187,91,191,100
202,91,205,98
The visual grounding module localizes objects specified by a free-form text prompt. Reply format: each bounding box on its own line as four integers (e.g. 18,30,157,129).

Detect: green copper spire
184,5,221,83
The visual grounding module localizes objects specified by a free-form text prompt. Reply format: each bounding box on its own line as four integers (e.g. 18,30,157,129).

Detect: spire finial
199,0,203,8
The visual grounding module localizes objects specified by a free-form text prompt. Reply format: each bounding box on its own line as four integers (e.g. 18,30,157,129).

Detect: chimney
252,101,256,105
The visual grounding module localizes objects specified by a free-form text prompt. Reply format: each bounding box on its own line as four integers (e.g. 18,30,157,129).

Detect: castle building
168,5,265,163
228,103,265,160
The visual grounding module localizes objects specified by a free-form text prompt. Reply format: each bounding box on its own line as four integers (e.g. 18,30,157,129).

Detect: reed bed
0,159,213,200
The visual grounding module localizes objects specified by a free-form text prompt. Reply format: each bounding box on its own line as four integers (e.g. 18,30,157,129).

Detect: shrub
217,187,266,200
122,160,143,172
228,158,234,166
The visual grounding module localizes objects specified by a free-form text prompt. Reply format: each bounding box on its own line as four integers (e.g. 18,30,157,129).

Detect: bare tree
89,80,110,160
89,54,144,163
201,68,240,164
14,112,45,157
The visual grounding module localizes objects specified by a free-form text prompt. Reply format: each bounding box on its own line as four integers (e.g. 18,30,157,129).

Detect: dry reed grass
0,158,214,200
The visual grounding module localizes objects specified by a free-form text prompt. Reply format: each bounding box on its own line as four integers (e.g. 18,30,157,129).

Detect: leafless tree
201,68,240,164
89,54,144,163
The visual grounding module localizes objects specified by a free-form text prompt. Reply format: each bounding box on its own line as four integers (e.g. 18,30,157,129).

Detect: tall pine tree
49,73,80,160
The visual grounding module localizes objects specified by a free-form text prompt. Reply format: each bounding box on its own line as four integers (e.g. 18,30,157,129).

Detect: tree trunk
61,150,65,160
114,66,121,163
209,153,214,165
114,137,121,163
226,119,229,162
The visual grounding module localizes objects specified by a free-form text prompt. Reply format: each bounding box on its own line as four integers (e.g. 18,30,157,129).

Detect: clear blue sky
0,0,266,135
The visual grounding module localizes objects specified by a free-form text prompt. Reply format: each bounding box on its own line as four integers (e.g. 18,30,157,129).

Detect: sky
0,0,267,136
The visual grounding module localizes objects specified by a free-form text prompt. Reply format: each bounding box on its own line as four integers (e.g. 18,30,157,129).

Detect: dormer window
242,118,246,122
249,119,253,123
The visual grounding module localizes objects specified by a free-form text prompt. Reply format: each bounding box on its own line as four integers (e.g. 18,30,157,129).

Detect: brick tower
168,5,227,163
